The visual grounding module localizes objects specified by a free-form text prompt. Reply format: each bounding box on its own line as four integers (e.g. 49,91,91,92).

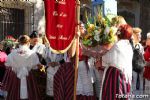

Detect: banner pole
73,0,80,100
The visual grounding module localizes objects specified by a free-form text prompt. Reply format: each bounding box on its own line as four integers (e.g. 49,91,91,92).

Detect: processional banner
44,0,76,54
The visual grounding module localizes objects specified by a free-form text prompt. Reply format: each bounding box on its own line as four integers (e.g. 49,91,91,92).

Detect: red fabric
95,58,104,71
144,46,150,61
2,68,42,100
102,66,130,100
143,46,150,80
79,46,89,71
0,51,7,65
79,46,88,61
44,0,76,52
143,66,150,80
54,62,74,100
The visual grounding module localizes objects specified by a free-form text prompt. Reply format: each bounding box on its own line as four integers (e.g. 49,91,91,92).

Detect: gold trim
49,37,75,54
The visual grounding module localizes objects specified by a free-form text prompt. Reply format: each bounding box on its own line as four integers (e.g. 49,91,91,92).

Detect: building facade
0,0,91,41
0,0,44,41
0,0,150,41
117,0,150,39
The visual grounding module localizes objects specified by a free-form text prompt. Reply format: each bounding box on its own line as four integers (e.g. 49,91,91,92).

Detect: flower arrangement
82,12,118,47
1,35,17,51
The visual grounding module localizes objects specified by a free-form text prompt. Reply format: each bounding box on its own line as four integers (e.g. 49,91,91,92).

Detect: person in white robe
29,31,46,59
44,47,64,99
5,35,42,100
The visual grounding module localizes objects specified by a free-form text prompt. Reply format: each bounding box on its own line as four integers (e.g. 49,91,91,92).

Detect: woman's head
132,27,142,43
79,22,86,37
146,32,150,46
18,35,30,45
112,16,127,28
117,24,133,40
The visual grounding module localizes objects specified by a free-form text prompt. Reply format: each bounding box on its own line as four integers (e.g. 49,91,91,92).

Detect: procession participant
45,44,64,100
88,57,102,100
29,31,46,55
29,31,46,66
100,24,133,100
76,22,96,100
53,51,75,100
111,16,127,28
3,35,42,100
53,22,107,100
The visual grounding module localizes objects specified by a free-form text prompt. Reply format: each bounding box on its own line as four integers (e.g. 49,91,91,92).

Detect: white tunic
5,45,39,99
32,43,46,57
77,60,94,96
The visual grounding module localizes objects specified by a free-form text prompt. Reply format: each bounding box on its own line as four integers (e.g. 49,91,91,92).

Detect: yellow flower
89,24,95,29
84,34,92,40
87,24,95,34
97,15,102,22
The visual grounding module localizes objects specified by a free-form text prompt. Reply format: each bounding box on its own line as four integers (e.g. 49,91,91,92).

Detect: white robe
5,45,39,99
45,48,64,96
32,43,46,57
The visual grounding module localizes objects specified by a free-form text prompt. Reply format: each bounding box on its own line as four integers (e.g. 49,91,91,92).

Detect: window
0,7,24,41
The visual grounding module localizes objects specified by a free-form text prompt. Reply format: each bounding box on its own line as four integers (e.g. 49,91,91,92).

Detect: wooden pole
73,0,80,100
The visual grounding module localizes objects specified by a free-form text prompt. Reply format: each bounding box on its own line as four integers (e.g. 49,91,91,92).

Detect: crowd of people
0,15,150,100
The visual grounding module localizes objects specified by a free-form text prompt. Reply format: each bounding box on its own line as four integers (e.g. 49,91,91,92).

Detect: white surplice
45,48,64,96
5,45,39,99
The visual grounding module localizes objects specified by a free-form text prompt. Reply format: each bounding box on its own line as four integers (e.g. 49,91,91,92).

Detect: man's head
30,31,39,46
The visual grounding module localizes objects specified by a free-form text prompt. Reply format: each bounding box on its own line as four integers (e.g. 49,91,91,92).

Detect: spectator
143,32,150,94
132,27,145,94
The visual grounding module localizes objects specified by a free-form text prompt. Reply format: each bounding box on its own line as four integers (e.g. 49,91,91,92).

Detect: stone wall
117,0,140,27
0,1,34,39
117,0,150,39
33,0,45,35
140,0,150,39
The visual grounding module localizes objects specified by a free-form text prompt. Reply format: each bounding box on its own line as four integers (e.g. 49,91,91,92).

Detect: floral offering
82,13,118,47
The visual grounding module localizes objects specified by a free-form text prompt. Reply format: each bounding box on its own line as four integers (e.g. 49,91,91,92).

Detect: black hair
30,31,38,39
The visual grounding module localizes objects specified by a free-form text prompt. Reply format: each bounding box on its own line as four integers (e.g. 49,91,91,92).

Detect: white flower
104,26,110,34
94,30,100,41
94,30,100,34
